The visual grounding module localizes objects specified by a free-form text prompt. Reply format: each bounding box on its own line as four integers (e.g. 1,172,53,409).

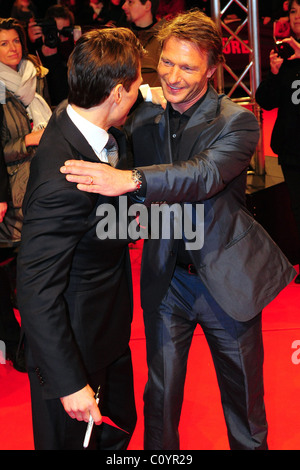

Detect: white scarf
0,59,52,130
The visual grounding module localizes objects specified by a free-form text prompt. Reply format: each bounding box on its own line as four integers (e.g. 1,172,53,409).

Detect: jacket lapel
178,86,220,161
56,105,128,169
56,105,101,163
155,85,220,163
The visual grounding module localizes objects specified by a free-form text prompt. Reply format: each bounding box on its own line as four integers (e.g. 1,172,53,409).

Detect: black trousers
143,267,268,450
28,347,137,450
281,164,300,265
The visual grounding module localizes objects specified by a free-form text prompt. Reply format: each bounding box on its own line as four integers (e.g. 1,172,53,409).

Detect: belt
176,262,197,275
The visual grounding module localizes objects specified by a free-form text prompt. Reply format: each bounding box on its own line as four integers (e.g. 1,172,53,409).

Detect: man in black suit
17,27,144,450
60,11,296,450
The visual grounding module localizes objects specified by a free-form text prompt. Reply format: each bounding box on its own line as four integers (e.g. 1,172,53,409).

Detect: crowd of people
0,0,299,452
0,1,294,103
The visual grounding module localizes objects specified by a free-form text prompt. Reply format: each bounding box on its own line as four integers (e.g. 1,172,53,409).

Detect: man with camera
28,5,78,106
256,0,300,284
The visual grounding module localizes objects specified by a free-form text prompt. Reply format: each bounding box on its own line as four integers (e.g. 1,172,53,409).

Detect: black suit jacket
17,103,133,400
125,85,296,321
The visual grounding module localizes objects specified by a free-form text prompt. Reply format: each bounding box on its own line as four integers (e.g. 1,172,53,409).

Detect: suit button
35,367,45,385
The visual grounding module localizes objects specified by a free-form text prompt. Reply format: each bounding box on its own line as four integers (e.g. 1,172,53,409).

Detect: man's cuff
139,84,152,102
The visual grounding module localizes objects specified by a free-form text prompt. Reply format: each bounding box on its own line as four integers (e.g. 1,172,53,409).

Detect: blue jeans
143,266,267,450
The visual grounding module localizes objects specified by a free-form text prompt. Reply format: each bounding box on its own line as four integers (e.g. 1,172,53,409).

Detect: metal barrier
210,0,265,175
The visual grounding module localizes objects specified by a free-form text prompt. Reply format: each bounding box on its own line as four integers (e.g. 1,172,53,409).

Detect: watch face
132,169,142,192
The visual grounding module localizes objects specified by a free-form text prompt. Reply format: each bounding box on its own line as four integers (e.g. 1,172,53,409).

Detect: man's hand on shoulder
60,161,137,196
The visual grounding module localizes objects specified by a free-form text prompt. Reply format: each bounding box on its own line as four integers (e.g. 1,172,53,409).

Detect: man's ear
207,67,217,79
145,0,152,13
113,84,124,104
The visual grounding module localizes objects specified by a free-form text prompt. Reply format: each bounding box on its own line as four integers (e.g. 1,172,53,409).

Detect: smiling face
157,36,215,114
0,29,23,71
290,1,300,38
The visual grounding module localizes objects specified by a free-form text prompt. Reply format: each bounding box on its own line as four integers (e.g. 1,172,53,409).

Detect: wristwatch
131,169,143,193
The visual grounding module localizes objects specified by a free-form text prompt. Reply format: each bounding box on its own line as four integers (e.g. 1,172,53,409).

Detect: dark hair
0,17,28,58
156,9,224,67
139,0,160,19
288,0,300,13
68,27,145,108
45,5,74,25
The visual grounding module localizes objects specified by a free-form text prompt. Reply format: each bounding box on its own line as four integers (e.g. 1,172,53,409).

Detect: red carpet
128,242,300,451
0,239,299,451
262,109,277,158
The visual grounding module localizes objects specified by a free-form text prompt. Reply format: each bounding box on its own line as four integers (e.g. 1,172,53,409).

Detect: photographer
256,0,300,284
28,5,77,106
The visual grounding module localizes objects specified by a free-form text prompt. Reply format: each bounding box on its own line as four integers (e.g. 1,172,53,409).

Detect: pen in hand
83,385,101,449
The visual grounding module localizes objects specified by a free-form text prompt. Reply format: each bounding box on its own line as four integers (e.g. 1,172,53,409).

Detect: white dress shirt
66,85,152,161
66,104,110,162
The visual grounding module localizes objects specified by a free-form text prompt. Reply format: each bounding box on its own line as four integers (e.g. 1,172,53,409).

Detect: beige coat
0,60,49,245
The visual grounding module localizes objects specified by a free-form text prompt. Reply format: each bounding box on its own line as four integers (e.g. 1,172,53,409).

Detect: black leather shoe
295,274,300,284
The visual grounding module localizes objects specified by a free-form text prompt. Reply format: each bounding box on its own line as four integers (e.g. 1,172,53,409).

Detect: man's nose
168,66,180,83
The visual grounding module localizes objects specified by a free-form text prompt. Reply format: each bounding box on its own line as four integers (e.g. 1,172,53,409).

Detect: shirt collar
66,104,108,159
168,88,209,120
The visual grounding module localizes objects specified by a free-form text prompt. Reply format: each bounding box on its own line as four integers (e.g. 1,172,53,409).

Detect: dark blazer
125,85,296,321
17,103,133,400
0,145,8,203
0,106,8,203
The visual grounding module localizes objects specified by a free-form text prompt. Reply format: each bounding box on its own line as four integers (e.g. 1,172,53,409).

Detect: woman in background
0,18,51,370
